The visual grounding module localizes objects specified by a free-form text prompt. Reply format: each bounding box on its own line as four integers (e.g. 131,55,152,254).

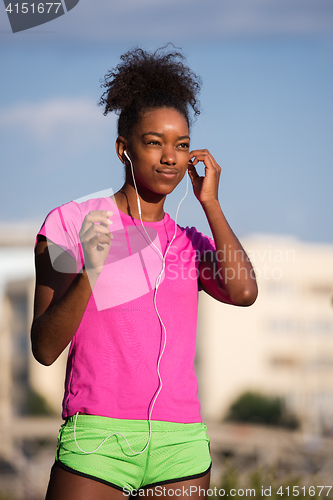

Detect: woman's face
125,107,190,197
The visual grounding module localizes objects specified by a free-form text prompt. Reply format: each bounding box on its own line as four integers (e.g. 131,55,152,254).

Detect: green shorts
54,414,211,492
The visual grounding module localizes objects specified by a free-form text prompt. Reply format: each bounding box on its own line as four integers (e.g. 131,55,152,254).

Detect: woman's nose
161,146,176,165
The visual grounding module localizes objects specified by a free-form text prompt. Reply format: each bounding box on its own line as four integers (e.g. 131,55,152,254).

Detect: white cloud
0,97,117,149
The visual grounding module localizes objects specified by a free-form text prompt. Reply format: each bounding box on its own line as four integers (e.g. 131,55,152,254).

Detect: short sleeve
183,226,216,292
35,201,84,272
184,226,216,257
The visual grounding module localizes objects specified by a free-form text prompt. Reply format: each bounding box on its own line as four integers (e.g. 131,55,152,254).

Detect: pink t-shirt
37,197,215,423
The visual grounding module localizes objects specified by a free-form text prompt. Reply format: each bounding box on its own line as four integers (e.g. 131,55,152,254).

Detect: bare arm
188,149,258,306
31,210,113,366
199,200,257,306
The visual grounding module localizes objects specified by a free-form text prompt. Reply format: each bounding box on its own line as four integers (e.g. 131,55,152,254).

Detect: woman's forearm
31,268,97,366
202,199,258,305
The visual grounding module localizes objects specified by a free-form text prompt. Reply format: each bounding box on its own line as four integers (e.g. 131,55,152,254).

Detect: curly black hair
99,46,202,138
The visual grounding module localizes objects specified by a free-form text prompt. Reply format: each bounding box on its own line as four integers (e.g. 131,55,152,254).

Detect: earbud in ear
124,150,130,163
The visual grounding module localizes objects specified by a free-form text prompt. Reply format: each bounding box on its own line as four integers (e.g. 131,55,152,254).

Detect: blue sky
0,0,332,243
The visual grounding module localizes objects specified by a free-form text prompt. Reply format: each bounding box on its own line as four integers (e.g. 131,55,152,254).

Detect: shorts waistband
65,414,205,432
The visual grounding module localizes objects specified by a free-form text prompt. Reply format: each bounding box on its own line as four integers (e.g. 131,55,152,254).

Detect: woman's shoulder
174,223,216,254
42,196,115,224
36,197,115,248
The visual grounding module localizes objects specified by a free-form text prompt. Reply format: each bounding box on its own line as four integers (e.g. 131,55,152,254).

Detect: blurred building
0,223,65,498
197,234,333,434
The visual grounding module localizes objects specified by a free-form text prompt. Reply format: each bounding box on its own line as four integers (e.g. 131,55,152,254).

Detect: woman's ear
116,136,128,164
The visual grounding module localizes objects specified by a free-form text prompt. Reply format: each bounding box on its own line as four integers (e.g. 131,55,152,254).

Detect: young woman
31,47,258,500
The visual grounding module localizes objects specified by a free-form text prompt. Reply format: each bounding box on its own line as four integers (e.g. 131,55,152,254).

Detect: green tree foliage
25,387,56,416
226,391,299,428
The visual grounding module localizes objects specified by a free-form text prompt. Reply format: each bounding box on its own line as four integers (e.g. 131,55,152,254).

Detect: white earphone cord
74,152,188,455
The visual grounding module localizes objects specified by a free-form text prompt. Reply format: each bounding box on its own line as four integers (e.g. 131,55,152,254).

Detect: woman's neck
114,184,166,222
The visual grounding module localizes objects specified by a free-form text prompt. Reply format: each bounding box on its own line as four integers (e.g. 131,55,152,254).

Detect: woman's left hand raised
187,149,221,206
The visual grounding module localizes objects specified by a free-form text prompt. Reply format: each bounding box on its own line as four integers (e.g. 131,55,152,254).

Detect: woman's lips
156,168,178,179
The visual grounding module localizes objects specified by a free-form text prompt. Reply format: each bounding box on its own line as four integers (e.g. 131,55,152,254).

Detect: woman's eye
178,143,189,149
147,140,161,146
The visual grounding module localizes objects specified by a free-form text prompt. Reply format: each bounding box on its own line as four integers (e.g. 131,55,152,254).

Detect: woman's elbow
31,342,55,366
30,325,56,366
231,285,258,307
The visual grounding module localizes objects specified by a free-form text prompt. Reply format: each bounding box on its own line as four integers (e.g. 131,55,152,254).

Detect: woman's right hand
79,210,113,275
